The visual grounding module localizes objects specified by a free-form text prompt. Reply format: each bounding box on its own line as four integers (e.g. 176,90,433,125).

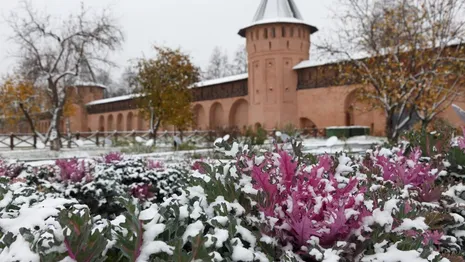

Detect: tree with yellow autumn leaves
0,75,78,136
135,46,200,144
319,0,465,141
0,76,42,134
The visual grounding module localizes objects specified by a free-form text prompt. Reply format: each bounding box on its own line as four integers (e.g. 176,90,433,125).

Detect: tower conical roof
239,0,317,37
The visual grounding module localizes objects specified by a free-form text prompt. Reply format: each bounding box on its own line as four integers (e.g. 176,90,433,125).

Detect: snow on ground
23,148,213,166
0,134,207,151
2,136,386,166
301,136,386,154
1,147,112,163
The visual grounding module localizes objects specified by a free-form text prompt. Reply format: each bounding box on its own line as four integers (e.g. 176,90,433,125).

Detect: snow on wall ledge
86,74,249,106
189,73,248,89
72,81,108,89
86,94,142,106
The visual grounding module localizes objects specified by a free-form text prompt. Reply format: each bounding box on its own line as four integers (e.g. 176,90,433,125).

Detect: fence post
96,131,100,147
132,131,136,143
33,134,37,149
76,132,80,140
67,133,72,148
10,133,14,150
114,131,118,145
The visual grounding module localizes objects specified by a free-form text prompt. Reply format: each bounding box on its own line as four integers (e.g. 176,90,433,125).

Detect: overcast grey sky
0,0,337,79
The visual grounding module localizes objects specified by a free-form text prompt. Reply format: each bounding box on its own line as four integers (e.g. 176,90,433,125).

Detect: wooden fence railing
0,130,217,150
0,128,326,150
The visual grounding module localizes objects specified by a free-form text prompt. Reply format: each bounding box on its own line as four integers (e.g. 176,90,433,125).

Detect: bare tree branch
318,0,465,140
6,0,124,150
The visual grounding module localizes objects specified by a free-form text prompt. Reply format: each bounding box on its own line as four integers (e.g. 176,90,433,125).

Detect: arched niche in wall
209,102,225,129
116,113,124,131
229,99,249,131
107,115,114,131
344,90,374,128
99,115,105,132
193,104,206,130
126,112,134,131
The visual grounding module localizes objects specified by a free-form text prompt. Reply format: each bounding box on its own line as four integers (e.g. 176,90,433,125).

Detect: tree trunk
50,108,63,151
152,118,161,146
50,133,61,151
420,120,430,136
179,129,184,142
18,103,36,135
385,113,397,144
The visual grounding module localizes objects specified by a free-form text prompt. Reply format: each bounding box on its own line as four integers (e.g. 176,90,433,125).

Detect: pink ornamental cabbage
55,159,92,183
375,147,436,187
147,159,164,170
131,184,154,200
250,151,369,248
422,230,444,245
102,152,124,164
192,160,206,174
405,230,443,245
0,160,22,178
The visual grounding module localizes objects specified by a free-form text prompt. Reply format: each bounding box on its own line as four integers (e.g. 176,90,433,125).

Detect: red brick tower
239,0,318,129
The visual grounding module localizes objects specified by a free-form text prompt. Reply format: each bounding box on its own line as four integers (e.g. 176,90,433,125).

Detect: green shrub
175,141,197,151
243,125,267,145
402,129,449,157
188,152,203,159
120,144,156,154
281,123,298,137
111,138,132,147
447,146,465,175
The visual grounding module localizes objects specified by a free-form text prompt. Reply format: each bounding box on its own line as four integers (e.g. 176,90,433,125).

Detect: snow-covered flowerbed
1,152,187,218
0,135,465,261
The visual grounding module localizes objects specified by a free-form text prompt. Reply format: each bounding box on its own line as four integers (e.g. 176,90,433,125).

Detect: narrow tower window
287,40,290,49
298,28,301,38
290,27,294,37
256,30,259,40
264,28,268,39
271,27,276,38
269,41,272,50
282,26,286,37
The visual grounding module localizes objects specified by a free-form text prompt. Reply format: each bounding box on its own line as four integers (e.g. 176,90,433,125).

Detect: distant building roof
239,0,317,37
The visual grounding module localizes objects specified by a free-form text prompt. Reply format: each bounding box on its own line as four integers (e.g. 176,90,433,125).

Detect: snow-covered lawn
2,135,386,163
